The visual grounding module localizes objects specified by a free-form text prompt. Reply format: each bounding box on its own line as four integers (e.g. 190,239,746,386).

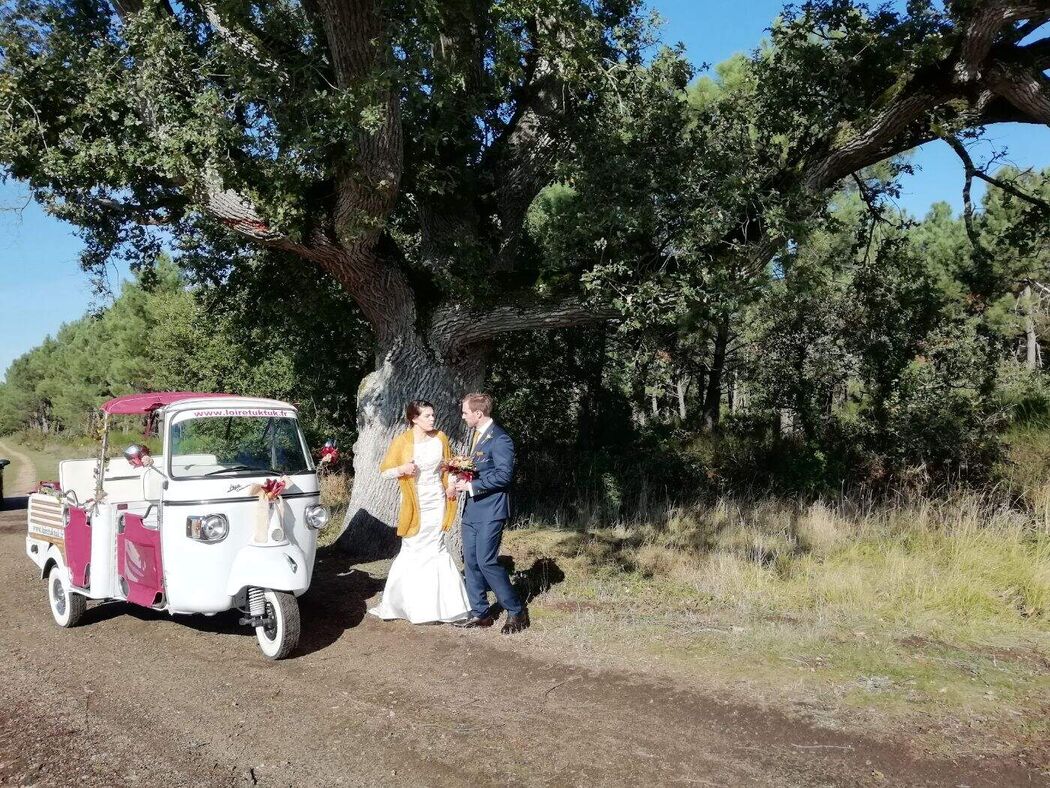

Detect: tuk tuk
24,392,330,659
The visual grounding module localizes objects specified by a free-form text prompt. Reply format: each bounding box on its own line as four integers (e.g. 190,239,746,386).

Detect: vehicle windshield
168,411,313,479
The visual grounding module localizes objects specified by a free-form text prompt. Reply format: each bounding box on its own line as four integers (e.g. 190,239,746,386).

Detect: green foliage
2,0,1049,515
497,165,1050,501
0,257,371,449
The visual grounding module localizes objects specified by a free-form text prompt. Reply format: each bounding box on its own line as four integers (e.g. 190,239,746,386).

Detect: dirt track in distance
0,492,1045,786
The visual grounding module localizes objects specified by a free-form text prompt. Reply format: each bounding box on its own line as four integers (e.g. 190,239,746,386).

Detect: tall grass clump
533,491,1050,643
317,470,352,546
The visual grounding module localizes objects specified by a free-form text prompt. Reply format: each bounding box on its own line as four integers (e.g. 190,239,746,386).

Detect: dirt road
0,439,36,500
0,491,1043,786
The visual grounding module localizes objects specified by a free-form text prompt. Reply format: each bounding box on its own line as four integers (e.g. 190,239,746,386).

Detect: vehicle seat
101,457,146,503
58,459,97,506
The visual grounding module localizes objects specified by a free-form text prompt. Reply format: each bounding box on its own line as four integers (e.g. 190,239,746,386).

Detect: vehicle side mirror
0,459,9,469
124,444,154,468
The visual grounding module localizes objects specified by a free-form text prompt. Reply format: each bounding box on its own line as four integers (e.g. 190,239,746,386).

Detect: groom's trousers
461,518,523,617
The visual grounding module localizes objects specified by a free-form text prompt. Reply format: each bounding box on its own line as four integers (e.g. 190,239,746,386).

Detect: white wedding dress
368,436,471,624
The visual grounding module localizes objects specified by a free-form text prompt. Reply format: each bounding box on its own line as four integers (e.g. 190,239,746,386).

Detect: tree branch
941,133,1050,210
429,295,615,354
482,17,567,271
98,0,413,343
88,195,184,226
954,1,1049,83
941,134,989,256
196,1,286,79
1019,35,1050,69
987,60,1050,123
805,91,943,193
313,0,402,251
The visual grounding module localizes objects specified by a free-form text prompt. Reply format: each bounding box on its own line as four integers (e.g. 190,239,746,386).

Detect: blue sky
1,0,1048,379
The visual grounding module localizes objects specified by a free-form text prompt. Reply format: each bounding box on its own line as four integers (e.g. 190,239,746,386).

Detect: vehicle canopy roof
100,392,297,416
101,392,238,415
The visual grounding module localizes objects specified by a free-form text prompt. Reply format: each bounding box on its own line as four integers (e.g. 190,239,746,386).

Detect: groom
452,392,529,635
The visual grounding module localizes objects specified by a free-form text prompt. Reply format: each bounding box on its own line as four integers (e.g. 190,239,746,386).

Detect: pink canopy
101,392,237,415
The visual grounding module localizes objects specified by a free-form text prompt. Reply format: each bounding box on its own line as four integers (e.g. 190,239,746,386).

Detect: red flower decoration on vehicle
319,444,341,467
259,477,287,501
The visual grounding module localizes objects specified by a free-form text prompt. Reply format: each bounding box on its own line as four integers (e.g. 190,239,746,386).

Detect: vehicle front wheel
48,565,86,628
255,590,300,660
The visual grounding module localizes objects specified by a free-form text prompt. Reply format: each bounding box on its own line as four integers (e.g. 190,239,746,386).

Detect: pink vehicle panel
117,513,164,607
65,506,91,588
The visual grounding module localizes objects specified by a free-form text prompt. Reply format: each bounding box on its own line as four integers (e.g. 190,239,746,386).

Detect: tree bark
701,318,730,433
676,376,689,421
335,337,485,560
1024,284,1040,370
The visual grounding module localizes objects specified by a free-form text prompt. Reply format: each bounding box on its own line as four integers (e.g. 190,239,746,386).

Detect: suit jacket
462,421,514,525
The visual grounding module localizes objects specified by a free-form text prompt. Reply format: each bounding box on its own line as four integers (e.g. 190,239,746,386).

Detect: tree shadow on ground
335,508,400,562
296,545,386,655
485,556,566,617
75,544,386,659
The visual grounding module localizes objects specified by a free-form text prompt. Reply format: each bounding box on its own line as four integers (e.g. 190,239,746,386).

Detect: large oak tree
1,0,1048,554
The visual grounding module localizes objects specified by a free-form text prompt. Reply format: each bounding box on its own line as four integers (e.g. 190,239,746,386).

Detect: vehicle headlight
186,514,229,543
305,505,330,530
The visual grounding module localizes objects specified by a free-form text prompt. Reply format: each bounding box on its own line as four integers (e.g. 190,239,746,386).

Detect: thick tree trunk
335,337,485,560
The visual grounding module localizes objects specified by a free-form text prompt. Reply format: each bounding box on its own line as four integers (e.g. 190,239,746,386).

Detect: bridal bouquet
441,455,478,481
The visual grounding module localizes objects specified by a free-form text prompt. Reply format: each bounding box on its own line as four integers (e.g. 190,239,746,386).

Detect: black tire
255,590,300,660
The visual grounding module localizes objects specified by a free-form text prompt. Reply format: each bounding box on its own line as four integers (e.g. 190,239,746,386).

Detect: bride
368,400,471,624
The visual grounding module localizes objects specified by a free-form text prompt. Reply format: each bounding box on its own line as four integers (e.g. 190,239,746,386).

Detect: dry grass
515,494,1049,629
496,494,1050,761
318,471,351,546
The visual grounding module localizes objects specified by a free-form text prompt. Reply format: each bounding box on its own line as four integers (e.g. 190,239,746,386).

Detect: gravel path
0,502,1043,786
0,438,37,499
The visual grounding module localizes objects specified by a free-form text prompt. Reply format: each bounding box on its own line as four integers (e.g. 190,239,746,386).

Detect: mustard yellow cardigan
379,430,456,538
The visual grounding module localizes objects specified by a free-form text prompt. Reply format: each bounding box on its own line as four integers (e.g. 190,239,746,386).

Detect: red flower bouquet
442,455,478,481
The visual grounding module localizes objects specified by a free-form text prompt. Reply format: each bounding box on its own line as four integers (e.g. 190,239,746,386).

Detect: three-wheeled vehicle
25,392,330,659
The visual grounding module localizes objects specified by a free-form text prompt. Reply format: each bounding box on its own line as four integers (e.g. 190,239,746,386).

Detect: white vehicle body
25,394,328,658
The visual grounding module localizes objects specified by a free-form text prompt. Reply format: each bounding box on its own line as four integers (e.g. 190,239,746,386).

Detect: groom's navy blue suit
462,421,523,617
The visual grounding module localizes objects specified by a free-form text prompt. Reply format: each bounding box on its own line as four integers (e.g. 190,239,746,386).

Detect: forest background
2,0,1050,759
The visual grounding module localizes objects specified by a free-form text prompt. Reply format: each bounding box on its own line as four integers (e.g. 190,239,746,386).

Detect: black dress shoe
453,614,494,628
501,610,530,635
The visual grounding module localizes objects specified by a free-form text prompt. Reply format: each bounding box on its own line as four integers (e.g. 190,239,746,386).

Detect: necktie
470,429,479,451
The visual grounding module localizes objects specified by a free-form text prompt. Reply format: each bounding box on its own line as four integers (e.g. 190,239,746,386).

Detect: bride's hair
406,399,435,426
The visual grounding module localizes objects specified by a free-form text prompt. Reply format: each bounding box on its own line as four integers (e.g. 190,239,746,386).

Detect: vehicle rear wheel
48,565,86,628
255,590,300,660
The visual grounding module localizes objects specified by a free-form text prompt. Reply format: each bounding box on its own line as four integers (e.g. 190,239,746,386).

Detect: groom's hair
462,392,493,416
